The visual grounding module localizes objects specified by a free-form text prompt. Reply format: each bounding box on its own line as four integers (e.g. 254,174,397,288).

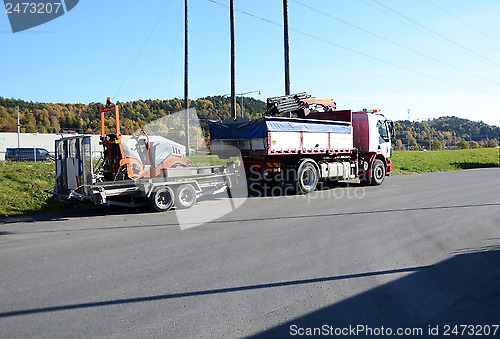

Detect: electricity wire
368,0,500,70
425,0,500,45
291,0,500,87
206,0,496,97
114,0,173,101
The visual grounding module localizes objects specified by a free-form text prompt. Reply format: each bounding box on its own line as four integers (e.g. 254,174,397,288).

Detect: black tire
371,159,385,186
149,187,174,212
174,184,197,209
296,161,319,194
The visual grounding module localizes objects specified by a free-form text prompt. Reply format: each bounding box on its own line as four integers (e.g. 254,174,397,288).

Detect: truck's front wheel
149,187,174,212
296,162,318,194
371,159,385,186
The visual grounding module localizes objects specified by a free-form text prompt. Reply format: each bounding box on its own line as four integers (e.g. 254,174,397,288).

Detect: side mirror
388,120,395,139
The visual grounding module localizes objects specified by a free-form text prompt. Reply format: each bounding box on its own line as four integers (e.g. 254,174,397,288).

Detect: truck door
376,120,392,158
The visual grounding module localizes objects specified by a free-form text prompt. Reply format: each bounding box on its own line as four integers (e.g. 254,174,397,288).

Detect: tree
2,97,500,147
458,140,469,149
395,139,404,150
432,139,443,150
409,139,418,150
1,124,16,132
425,139,442,150
469,141,480,149
487,139,499,148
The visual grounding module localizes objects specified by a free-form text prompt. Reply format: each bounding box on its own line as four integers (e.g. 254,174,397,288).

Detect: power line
205,0,496,97
368,0,500,70
114,0,173,101
291,0,500,87
357,0,473,55
207,0,280,28
358,0,500,77
425,0,500,46
359,0,485,61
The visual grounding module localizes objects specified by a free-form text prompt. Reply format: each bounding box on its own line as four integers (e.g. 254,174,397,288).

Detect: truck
48,98,238,212
209,92,394,194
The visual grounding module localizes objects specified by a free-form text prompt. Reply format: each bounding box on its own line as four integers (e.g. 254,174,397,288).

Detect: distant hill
0,96,265,136
393,117,499,150
0,96,498,149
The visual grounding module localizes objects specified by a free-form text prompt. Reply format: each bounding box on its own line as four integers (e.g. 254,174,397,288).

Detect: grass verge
0,161,65,217
187,155,239,167
392,148,499,174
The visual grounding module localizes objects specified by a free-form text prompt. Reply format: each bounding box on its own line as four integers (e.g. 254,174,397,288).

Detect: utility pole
230,0,236,120
240,96,244,118
17,106,20,149
283,0,290,95
407,109,410,151
184,0,190,156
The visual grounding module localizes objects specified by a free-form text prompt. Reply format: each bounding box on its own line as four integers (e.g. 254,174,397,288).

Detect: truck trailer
209,93,394,194
48,98,238,212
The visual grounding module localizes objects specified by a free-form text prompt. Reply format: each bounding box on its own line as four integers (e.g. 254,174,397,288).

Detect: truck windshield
377,121,390,142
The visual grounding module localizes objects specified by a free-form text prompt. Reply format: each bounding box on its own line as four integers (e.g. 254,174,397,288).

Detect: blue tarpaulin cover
210,117,352,140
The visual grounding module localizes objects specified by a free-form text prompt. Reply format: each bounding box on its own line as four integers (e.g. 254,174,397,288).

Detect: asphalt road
1,168,499,338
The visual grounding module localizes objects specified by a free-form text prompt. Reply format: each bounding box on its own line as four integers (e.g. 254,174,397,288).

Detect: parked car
5,148,55,162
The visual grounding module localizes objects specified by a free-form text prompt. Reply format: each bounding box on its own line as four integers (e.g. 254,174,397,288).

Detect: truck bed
210,116,353,156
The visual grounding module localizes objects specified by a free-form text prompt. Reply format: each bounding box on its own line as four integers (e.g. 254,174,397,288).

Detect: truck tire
296,161,318,194
149,187,174,212
371,159,385,186
174,184,197,209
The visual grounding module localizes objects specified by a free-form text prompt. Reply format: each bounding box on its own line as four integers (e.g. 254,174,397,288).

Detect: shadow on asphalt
1,248,499,331
0,181,366,224
0,205,152,224
452,162,499,170
245,180,367,198
250,248,500,338
0,194,241,226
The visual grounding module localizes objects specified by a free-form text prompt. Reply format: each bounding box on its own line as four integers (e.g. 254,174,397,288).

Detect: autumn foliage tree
1,97,499,150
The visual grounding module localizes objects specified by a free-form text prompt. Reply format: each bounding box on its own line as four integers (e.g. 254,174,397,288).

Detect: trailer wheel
296,162,318,194
371,159,385,186
149,187,174,212
174,184,197,209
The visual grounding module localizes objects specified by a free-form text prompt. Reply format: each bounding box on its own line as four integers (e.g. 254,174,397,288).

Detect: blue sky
2,0,500,126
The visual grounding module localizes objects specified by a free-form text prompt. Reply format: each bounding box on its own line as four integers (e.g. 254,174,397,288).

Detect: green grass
0,161,65,217
392,148,500,174
187,155,237,167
